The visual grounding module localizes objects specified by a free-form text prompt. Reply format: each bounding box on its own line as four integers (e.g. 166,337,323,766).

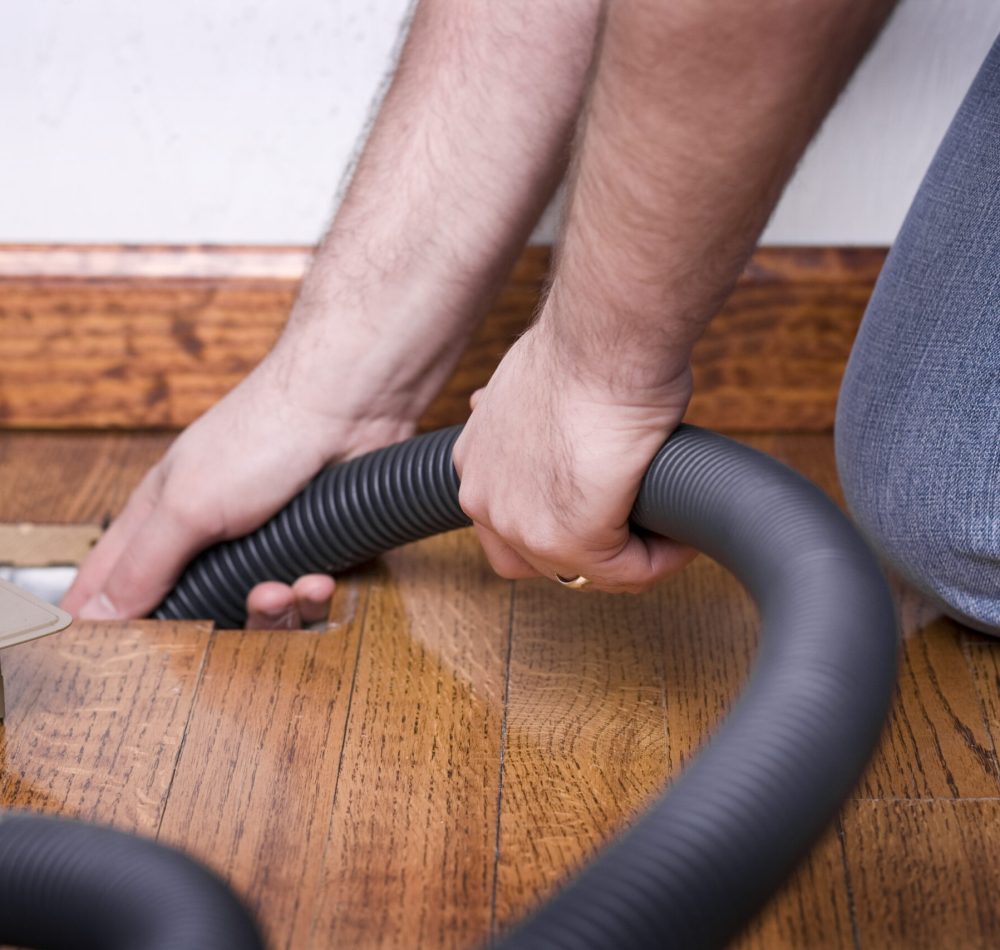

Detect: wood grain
492,581,670,936
493,523,853,949
2,427,1000,948
312,532,510,950
155,587,367,950
752,433,1000,800
0,430,171,523
0,245,885,431
860,608,1000,800
959,636,1000,786
842,800,1000,949
658,558,756,772
0,619,210,832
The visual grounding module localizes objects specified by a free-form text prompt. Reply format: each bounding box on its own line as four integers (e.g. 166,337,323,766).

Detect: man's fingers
245,576,334,629
246,581,300,630
74,505,209,620
575,533,697,593
292,574,336,625
491,529,696,594
642,534,698,579
69,473,337,626
61,481,159,614
469,505,694,591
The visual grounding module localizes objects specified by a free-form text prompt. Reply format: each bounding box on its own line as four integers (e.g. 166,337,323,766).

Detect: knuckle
457,485,487,524
159,485,219,538
131,464,168,510
487,515,520,546
159,485,194,521
520,530,570,565
488,559,522,581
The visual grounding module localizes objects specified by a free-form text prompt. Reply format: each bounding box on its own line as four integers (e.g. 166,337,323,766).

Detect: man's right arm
64,0,601,622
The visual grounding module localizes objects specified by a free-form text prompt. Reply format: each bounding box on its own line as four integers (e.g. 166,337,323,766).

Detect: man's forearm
544,0,897,394
276,0,600,423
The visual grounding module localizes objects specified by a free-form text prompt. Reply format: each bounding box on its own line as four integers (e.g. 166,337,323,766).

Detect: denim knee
833,34,1000,635
836,371,1000,635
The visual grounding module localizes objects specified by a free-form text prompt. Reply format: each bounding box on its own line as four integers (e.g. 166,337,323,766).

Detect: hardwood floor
1,429,997,949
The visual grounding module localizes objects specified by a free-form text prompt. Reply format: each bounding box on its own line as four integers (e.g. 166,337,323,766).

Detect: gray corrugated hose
0,813,265,949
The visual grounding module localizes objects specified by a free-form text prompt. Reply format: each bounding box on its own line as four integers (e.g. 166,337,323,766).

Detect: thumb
75,506,208,620
582,531,697,594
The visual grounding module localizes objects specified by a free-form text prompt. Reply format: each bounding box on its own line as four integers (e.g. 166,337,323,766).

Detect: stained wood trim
0,244,887,431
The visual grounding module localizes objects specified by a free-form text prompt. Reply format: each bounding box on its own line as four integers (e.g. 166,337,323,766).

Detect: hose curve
0,813,264,950
157,424,897,947
1,425,896,949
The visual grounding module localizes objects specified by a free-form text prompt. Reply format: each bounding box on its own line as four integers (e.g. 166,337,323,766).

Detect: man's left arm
454,0,897,591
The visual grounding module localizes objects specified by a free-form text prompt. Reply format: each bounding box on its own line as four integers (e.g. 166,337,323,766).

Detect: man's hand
62,357,416,627
453,320,696,593
451,0,894,594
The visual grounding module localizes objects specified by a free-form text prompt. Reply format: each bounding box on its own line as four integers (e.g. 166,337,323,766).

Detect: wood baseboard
0,244,886,432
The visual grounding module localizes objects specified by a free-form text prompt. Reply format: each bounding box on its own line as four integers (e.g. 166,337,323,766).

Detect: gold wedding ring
556,574,591,590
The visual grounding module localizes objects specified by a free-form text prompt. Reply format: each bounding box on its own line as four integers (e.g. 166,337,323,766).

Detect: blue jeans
836,35,1000,634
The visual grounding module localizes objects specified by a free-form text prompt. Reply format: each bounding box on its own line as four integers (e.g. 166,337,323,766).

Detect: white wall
1,0,998,247
764,0,1000,244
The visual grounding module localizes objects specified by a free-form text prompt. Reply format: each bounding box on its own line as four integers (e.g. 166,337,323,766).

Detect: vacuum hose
1,425,897,949
0,814,264,949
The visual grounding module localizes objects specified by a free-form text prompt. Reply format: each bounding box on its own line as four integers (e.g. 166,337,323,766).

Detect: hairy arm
275,0,603,426
454,0,897,591
549,0,895,385
66,0,601,622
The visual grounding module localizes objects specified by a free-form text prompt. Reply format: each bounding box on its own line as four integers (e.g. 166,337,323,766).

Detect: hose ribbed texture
496,425,897,948
155,427,467,627
10,422,893,950
0,814,264,950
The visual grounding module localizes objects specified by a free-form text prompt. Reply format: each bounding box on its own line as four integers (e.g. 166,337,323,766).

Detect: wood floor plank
154,576,367,950
658,558,756,771
842,800,1000,949
657,550,858,950
0,618,210,832
310,531,510,950
960,635,1000,783
859,595,998,800
493,580,671,937
492,464,860,944
0,430,170,523
758,431,844,502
